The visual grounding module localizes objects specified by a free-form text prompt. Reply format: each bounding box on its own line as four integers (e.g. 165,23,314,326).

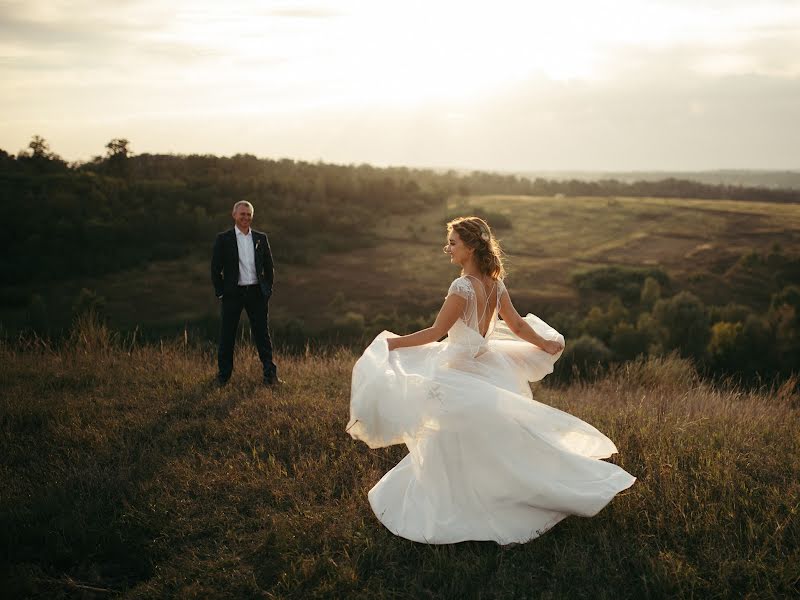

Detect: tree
640,276,661,309
19,135,65,172
709,303,751,325
637,312,665,354
707,321,745,373
582,306,612,343
606,297,629,325
653,291,710,360
557,335,612,381
610,321,650,361
770,285,800,374
105,138,132,177
581,298,629,345
739,315,775,376
28,135,51,159
105,138,131,159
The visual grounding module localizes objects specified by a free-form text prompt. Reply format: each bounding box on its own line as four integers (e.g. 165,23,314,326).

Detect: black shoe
263,376,284,387
217,376,230,387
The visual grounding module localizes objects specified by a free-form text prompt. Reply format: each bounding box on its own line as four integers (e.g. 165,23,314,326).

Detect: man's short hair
232,200,254,215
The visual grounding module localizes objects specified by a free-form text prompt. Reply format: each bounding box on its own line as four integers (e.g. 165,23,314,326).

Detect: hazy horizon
2,0,799,171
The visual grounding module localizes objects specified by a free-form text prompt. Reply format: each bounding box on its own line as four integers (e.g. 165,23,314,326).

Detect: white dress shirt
235,227,258,285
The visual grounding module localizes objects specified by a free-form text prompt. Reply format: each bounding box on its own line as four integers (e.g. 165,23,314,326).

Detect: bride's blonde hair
447,216,506,280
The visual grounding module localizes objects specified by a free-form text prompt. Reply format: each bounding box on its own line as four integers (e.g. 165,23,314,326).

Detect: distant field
2,195,798,337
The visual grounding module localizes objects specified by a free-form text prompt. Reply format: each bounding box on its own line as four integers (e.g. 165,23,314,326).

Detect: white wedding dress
347,276,635,544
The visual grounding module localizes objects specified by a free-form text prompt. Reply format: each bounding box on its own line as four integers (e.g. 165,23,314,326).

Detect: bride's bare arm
387,295,466,351
498,289,564,354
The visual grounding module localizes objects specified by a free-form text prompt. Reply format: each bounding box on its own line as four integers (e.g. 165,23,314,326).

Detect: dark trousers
218,285,277,381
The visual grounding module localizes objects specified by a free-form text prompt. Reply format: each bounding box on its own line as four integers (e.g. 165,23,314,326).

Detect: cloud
1,0,799,168
264,6,345,19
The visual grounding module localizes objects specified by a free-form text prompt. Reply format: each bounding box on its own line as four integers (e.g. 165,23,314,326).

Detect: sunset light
1,0,799,169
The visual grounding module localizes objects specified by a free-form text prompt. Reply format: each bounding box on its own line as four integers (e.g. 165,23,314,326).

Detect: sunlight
3,0,799,166
313,1,604,107
149,0,612,111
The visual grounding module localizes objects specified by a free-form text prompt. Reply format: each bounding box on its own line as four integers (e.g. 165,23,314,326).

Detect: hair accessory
480,232,490,242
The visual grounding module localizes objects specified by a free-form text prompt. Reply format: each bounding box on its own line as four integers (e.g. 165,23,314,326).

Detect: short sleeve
447,277,474,300
497,278,507,297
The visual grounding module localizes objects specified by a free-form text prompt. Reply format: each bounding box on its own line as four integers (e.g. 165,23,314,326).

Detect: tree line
3,134,799,285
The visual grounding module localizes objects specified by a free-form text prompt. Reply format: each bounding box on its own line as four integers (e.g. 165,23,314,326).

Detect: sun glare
268,1,607,110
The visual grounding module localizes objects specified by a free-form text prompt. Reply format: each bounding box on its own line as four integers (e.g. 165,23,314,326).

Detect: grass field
2,318,798,598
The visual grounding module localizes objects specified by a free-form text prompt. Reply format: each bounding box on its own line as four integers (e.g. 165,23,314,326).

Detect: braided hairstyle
447,216,506,280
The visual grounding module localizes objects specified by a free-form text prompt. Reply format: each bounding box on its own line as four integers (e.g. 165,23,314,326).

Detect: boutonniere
255,239,261,250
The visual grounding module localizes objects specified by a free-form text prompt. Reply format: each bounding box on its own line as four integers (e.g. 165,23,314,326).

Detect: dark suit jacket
211,228,274,298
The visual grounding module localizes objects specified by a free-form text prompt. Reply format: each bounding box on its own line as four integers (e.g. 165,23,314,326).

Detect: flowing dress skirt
347,315,636,544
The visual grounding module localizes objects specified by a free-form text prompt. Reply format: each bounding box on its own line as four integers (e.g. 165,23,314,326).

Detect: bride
347,216,635,544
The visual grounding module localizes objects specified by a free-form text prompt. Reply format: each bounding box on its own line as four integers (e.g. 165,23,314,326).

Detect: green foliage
770,285,800,374
104,138,132,177
726,248,800,309
581,306,609,341
740,315,777,374
610,321,651,361
12,135,67,174
580,298,630,345
28,135,52,159
573,266,670,305
709,302,752,325
708,321,744,369
556,335,612,381
652,291,710,361
3,139,799,386
639,276,661,310
636,312,666,355
706,313,781,380
548,311,582,339
274,317,310,351
771,284,800,312
333,311,366,338
0,150,446,285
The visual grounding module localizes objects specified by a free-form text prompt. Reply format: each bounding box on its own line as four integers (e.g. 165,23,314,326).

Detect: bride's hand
386,338,397,351
539,339,564,355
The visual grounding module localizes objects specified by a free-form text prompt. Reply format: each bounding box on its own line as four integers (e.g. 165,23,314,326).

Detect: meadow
2,316,798,599
6,194,799,340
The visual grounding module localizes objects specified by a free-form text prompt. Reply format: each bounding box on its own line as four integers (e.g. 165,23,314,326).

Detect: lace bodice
446,276,507,353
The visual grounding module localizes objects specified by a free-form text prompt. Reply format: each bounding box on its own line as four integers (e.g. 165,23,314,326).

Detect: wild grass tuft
1,317,798,598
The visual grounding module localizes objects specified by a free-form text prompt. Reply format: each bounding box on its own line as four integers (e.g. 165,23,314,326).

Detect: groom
211,201,280,386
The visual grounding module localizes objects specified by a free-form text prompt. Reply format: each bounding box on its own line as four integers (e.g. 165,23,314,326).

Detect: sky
1,0,799,171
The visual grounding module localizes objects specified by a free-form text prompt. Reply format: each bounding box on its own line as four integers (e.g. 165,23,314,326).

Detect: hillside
517,170,800,190
3,147,800,380
6,194,800,329
4,194,799,354
2,320,798,598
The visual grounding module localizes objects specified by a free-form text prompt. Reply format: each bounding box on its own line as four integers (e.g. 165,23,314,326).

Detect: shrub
556,335,612,382
652,291,710,361
573,266,670,294
610,321,650,361
333,311,366,338
640,276,661,309
709,303,752,325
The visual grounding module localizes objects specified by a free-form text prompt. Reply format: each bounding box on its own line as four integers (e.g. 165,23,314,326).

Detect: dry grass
1,318,799,599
